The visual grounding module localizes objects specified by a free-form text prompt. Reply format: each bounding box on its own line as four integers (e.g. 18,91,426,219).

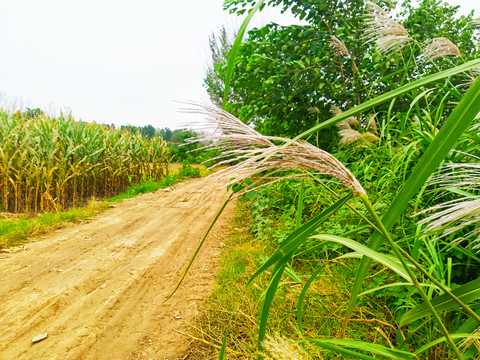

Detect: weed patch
190,198,394,359
0,200,108,249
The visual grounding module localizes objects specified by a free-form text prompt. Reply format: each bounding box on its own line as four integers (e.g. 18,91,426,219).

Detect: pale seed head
262,334,313,360
363,1,413,55
185,103,367,196
339,128,363,145
421,37,461,62
362,132,380,143
328,35,351,57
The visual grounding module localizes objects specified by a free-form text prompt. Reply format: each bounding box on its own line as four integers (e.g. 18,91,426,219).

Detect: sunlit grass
189,199,392,359
0,199,109,249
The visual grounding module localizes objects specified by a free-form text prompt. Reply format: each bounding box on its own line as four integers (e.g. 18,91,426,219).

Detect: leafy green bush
178,164,201,178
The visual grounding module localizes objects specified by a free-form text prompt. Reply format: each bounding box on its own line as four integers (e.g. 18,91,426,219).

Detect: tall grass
177,1,480,358
187,70,480,356
181,52,480,360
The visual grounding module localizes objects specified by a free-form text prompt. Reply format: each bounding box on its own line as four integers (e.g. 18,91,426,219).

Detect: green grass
108,174,180,202
0,199,109,249
189,198,393,359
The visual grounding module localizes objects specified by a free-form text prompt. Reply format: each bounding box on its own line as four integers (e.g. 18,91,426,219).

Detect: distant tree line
119,125,216,164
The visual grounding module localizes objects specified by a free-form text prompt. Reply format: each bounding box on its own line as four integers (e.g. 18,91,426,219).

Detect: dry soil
0,177,234,360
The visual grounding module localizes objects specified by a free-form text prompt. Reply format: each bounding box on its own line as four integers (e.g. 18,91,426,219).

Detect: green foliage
190,0,480,357
177,164,201,178
107,175,180,202
23,107,44,119
0,108,169,213
205,26,236,107
205,0,480,144
0,200,109,249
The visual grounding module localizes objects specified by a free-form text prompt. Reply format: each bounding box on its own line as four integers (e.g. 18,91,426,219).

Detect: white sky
0,0,478,130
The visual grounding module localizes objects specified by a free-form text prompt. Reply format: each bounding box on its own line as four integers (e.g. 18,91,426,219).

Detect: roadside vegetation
0,162,205,250
0,104,213,250
190,0,480,358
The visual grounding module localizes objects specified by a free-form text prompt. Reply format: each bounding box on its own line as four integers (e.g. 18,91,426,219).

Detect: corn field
0,110,169,213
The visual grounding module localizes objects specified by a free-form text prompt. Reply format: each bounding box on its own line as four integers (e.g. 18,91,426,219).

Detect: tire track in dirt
0,177,234,360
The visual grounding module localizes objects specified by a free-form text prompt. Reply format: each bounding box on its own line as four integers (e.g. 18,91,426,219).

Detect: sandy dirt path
0,177,233,360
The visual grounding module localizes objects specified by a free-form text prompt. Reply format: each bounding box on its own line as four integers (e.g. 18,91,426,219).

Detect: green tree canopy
205,0,479,147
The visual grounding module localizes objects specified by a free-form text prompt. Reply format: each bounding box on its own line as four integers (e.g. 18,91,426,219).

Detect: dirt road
0,177,233,360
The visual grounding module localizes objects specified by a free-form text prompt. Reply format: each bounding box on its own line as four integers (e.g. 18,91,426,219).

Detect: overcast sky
0,0,478,130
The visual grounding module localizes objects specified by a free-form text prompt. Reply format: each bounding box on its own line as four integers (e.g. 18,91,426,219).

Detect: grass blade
297,264,325,334
415,333,480,355
342,72,480,335
400,277,480,327
164,194,233,302
219,328,228,360
304,338,415,359
253,194,352,353
290,59,480,142
248,193,352,285
223,0,265,107
313,234,413,281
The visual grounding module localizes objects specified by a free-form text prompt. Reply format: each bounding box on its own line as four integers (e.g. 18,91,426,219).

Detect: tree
205,0,479,146
204,26,236,107
23,108,44,119
158,127,173,142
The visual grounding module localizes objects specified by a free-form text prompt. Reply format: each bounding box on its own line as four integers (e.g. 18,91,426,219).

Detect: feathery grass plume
185,103,366,196
262,335,313,360
384,0,395,7
339,128,363,145
418,197,480,248
417,161,480,249
421,37,461,62
330,105,343,117
331,105,359,128
328,35,351,57
363,1,413,55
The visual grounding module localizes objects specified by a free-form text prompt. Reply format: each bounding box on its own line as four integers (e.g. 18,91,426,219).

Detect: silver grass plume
331,105,359,128
183,103,366,197
331,106,379,145
417,160,480,249
362,132,380,143
339,128,363,145
421,37,461,62
363,1,413,55
328,35,351,57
